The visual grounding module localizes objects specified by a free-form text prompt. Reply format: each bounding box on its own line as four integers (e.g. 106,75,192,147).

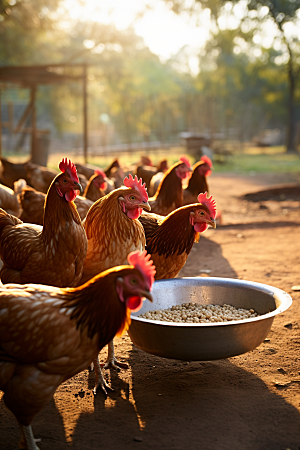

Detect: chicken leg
92,340,128,395
19,424,41,450
101,340,129,370
92,357,114,396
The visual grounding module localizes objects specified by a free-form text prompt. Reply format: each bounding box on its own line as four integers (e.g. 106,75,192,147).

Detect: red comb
127,250,156,291
123,174,148,202
197,192,217,219
94,168,106,178
179,155,191,168
201,155,213,168
59,158,79,183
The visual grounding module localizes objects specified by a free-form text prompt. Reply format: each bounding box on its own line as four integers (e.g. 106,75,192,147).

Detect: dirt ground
1,171,300,450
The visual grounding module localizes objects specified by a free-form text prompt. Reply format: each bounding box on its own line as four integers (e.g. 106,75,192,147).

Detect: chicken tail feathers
0,344,19,363
0,265,22,284
13,178,27,197
0,208,23,239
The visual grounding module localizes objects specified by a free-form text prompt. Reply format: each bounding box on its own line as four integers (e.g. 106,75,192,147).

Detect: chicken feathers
80,180,150,285
148,156,192,215
0,250,154,449
140,192,217,279
0,158,87,287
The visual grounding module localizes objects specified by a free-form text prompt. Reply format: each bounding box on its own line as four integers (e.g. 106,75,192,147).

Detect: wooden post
8,101,13,132
83,64,88,164
14,98,34,134
30,86,37,161
0,90,2,159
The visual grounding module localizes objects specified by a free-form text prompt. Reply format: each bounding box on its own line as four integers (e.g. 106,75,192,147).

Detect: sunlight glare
62,0,211,73
134,3,210,61
64,0,146,29
283,21,300,40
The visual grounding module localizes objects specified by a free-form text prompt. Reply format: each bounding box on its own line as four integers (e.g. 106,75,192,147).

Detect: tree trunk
286,65,297,153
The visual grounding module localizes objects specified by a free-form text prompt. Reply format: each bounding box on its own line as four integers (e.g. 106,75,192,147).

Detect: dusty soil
1,172,300,450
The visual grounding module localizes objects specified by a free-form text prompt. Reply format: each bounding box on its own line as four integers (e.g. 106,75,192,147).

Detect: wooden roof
0,63,86,87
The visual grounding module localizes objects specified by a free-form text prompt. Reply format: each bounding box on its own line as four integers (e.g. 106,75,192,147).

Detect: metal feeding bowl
128,277,292,361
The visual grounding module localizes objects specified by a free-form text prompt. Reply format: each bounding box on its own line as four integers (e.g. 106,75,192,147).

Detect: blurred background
0,0,299,171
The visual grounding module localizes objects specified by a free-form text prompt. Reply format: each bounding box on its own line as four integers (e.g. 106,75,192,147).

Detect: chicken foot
100,340,129,370
19,424,41,450
92,357,114,396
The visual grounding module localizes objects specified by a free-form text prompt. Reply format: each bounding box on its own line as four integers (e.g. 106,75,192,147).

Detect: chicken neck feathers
83,173,105,202
43,181,82,234
185,161,209,197
65,268,133,342
141,205,200,258
82,188,146,277
183,161,209,206
149,162,183,214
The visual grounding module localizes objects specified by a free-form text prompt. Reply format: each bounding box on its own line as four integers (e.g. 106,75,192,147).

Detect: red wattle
194,223,208,233
127,208,142,220
65,189,77,202
126,296,142,312
177,171,189,180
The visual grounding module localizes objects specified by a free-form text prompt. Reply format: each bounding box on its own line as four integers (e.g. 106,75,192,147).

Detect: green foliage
0,0,299,151
247,0,300,25
163,0,300,151
85,41,193,142
213,148,300,173
0,0,63,64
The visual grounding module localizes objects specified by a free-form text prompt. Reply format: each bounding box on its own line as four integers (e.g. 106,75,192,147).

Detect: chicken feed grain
138,303,259,323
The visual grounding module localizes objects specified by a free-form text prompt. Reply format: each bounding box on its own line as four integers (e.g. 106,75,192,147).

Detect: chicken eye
130,277,138,285
198,211,205,216
129,195,136,201
62,178,68,183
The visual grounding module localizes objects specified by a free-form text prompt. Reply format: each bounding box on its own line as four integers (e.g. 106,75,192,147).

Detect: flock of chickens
0,153,217,450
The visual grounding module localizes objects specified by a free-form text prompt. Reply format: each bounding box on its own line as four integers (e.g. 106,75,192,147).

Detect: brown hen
0,250,154,450
0,178,26,217
183,156,213,206
79,175,151,391
0,158,87,287
0,157,28,189
83,168,107,202
25,161,58,193
136,158,168,192
148,155,192,215
140,192,217,279
17,169,106,225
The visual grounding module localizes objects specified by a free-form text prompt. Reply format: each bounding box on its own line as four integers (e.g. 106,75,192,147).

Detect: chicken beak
74,181,83,194
209,218,217,229
142,201,151,211
141,290,153,302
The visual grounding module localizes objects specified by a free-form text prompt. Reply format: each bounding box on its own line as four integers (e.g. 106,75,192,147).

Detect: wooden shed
0,63,89,164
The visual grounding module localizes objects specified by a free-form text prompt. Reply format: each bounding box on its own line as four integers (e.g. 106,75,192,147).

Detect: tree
163,0,300,152
199,28,288,143
247,0,300,151
0,0,63,64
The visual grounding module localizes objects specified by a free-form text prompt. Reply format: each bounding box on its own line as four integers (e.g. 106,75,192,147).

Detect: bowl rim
131,277,293,327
